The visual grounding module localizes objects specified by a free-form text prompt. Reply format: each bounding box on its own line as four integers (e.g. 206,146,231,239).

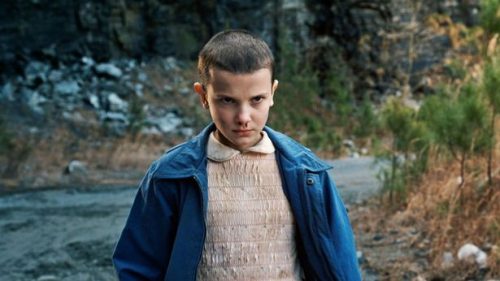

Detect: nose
236,105,251,127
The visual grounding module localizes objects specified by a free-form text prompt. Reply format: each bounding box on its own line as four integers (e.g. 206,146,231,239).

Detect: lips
233,129,253,136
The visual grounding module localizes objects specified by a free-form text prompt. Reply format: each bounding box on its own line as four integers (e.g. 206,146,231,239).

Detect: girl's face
194,68,278,151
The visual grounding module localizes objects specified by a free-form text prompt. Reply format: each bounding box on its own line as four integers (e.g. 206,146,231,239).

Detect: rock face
0,0,483,98
0,54,198,138
0,0,293,64
304,0,481,98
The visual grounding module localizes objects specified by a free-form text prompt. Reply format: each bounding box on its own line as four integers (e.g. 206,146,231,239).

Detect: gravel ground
0,156,381,281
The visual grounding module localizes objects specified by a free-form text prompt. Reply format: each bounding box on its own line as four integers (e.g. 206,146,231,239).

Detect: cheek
210,107,231,123
255,107,270,122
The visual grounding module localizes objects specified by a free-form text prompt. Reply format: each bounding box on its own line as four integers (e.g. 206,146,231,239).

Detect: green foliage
436,200,450,217
269,30,330,150
382,98,428,154
128,97,146,135
175,29,199,59
420,83,490,158
304,117,342,154
354,96,380,138
378,97,431,203
270,62,320,131
444,59,467,80
377,163,408,203
483,55,500,113
324,71,353,126
480,0,500,35
482,53,500,184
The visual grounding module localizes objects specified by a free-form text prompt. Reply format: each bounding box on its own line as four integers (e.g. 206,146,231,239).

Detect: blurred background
0,0,498,280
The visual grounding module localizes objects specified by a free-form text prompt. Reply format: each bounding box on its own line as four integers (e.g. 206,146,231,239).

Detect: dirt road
0,157,381,281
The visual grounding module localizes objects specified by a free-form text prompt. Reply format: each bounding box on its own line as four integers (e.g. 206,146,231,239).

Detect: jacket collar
152,123,331,179
263,126,332,172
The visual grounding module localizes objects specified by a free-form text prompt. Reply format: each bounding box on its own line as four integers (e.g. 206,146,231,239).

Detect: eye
252,96,265,103
219,97,235,104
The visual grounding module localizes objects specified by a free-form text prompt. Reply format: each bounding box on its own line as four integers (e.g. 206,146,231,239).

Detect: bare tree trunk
460,152,466,189
487,114,495,186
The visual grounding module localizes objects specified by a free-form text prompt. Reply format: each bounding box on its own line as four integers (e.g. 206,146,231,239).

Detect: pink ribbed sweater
195,132,302,281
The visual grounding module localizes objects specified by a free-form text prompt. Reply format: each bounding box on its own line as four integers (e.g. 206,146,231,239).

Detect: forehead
208,68,272,90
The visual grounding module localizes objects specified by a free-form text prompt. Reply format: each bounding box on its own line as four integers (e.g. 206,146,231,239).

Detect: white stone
457,243,488,268
48,70,63,82
140,127,162,135
151,113,182,134
180,127,194,137
95,63,123,78
89,94,100,109
81,56,95,66
62,112,84,123
55,80,80,96
107,93,129,112
343,139,355,148
0,82,15,101
442,251,454,268
27,91,47,114
25,61,49,82
403,97,421,111
163,56,179,71
356,250,363,260
179,87,191,95
67,160,87,175
163,84,174,93
138,72,148,82
37,275,57,281
101,112,129,124
134,83,144,97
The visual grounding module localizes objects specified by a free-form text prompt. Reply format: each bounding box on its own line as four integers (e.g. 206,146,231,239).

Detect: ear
270,79,278,107
193,82,208,108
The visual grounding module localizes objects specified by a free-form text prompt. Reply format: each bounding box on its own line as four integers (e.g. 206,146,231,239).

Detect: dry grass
404,156,500,277
355,145,500,279
0,121,181,189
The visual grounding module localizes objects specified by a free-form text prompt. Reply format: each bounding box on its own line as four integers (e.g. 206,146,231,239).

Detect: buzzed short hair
197,29,275,85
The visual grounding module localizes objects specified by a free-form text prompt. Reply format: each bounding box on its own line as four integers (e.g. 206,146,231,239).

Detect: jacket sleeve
112,163,180,280
321,171,362,281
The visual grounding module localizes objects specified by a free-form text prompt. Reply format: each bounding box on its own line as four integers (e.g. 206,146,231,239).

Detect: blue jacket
113,124,362,281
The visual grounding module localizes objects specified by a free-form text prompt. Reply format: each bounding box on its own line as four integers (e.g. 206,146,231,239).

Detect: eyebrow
214,92,269,97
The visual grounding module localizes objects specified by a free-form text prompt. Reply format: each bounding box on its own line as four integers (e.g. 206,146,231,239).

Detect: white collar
206,131,275,162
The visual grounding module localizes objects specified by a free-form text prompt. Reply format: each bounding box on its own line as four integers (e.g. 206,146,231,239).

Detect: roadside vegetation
358,1,500,278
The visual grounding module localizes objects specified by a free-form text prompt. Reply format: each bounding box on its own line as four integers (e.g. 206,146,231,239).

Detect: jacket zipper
192,175,206,281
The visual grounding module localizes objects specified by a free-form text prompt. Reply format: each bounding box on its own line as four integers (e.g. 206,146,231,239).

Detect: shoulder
264,126,332,171
148,124,215,179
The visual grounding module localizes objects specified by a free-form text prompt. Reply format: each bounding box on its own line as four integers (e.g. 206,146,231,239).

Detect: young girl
113,29,362,281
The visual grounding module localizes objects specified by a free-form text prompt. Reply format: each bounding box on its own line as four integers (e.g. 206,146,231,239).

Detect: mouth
233,129,253,135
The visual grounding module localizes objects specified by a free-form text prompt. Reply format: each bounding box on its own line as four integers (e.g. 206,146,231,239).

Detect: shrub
480,0,500,35
482,54,500,184
354,96,380,138
419,82,490,187
378,97,430,204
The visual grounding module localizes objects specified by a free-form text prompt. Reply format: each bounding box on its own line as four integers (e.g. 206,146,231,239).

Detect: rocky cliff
0,0,481,94
0,0,485,188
